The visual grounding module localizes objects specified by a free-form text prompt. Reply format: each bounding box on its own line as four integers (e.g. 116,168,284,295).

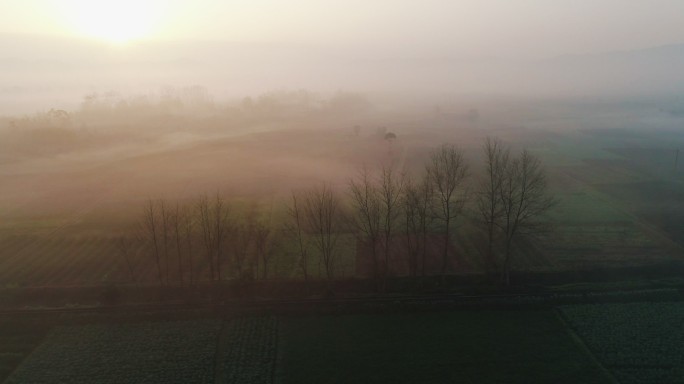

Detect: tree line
118,137,554,288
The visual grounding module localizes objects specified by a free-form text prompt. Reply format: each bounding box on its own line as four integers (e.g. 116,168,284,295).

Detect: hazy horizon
3,1,684,114
5,1,684,58
3,5,684,383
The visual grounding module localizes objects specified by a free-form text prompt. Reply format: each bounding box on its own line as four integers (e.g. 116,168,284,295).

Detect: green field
561,302,684,384
0,317,52,381
278,311,610,384
5,319,222,384
2,111,684,285
520,127,684,272
7,301,684,383
2,309,613,384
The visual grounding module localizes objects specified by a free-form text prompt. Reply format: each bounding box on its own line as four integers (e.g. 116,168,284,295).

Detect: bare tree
378,165,405,289
476,137,509,276
197,194,231,281
232,224,252,279
159,199,172,284
348,167,382,288
212,194,231,281
197,195,215,281
141,199,163,285
303,184,343,282
182,205,196,285
254,219,272,279
239,204,260,279
499,149,555,285
287,192,310,281
403,173,434,279
427,144,469,281
232,207,255,280
171,203,187,285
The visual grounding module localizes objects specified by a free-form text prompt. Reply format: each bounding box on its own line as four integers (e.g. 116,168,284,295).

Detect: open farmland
217,317,278,384
560,302,684,383
521,126,684,271
0,317,51,381
277,311,610,384
0,126,402,286
2,100,684,287
5,2,684,382
5,319,223,384
0,309,616,384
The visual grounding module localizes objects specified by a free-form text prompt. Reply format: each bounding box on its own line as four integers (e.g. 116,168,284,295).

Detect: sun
61,0,159,44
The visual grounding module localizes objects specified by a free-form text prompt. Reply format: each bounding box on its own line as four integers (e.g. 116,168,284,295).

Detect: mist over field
3,0,684,287
4,34,684,114
6,2,684,384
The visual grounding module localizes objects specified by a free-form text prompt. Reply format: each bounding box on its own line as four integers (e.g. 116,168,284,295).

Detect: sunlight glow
61,0,160,44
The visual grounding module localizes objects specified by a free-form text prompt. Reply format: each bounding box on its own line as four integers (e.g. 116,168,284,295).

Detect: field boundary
554,308,619,384
1,288,682,319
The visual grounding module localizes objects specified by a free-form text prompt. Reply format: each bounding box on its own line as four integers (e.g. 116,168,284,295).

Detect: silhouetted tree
287,192,310,281
476,137,509,276
499,150,555,285
403,173,434,279
212,194,231,281
197,194,230,281
171,203,193,285
141,199,163,285
197,195,215,281
232,216,254,280
427,145,469,282
378,165,405,289
254,221,271,279
158,199,173,284
182,205,196,285
303,184,343,283
349,167,382,289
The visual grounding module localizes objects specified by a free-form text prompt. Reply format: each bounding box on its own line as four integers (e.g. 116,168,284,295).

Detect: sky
2,0,684,59
2,0,684,112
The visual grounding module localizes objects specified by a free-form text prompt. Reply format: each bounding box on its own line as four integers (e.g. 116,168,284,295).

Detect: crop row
5,319,222,384
560,302,684,384
219,316,278,384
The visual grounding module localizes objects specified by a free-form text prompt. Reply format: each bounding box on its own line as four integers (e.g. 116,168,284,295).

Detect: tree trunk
501,237,513,286
441,217,450,287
